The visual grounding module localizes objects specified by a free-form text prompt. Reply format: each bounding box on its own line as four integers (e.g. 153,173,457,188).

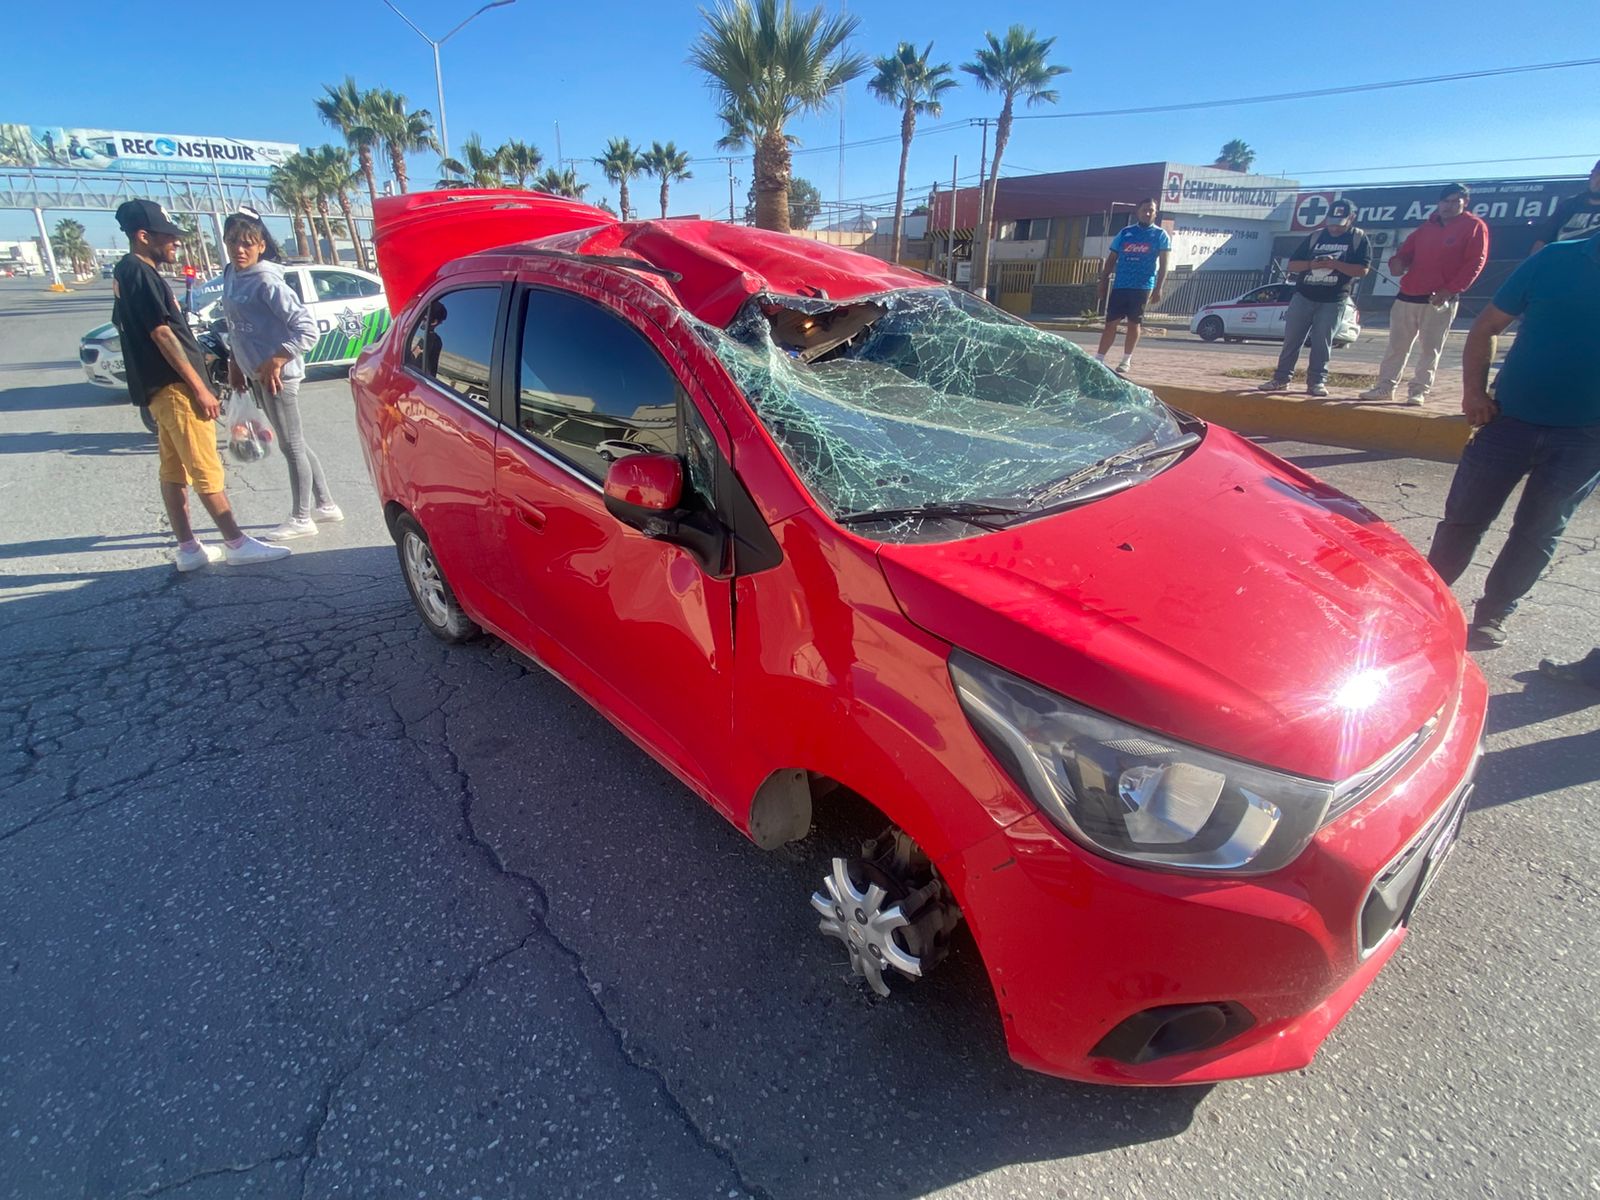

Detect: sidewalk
1039,327,1472,462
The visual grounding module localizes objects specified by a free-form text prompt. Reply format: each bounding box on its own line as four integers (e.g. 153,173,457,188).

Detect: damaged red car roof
372,187,935,327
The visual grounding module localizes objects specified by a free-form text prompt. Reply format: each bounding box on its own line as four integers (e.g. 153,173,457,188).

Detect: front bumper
944,663,1487,1085
80,343,125,390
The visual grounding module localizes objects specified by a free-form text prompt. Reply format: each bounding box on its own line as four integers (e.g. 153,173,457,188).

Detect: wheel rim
811,858,923,997
402,532,450,627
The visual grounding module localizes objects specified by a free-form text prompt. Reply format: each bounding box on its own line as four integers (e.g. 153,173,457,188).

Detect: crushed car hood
876,427,1464,781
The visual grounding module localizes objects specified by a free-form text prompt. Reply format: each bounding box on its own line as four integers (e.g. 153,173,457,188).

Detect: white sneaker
225,535,292,565
261,518,317,542
1404,394,1428,407
1359,387,1394,402
312,502,344,524
175,542,223,573
1115,358,1133,376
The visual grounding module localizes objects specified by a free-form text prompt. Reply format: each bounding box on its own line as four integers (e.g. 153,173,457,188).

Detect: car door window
516,288,686,481
404,286,499,413
1241,287,1272,304
313,270,379,302
282,270,305,302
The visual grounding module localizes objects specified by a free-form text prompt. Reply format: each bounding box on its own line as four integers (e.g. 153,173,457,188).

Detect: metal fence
1149,268,1272,317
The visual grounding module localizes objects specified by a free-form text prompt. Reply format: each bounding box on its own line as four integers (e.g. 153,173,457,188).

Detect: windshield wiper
837,500,1024,528
1028,432,1201,508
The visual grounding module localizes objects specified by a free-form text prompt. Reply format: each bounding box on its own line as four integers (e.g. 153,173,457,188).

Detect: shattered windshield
704,287,1184,530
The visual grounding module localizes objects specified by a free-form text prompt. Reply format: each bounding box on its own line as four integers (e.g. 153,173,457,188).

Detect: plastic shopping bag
226,388,275,463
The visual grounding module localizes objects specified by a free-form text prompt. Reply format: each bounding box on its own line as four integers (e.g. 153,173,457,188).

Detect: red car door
489,269,738,808
387,279,509,625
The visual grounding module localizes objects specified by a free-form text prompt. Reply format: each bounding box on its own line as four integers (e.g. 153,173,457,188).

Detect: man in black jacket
1531,159,1600,252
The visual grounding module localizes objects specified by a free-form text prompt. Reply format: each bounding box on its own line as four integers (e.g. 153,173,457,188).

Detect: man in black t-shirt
112,199,288,572
1532,159,1600,252
1257,198,1371,398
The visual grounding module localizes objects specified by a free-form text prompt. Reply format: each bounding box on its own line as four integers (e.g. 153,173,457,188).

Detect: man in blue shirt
1095,198,1171,376
1427,231,1600,648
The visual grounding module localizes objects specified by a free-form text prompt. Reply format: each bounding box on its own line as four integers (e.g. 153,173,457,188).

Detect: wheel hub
810,828,963,997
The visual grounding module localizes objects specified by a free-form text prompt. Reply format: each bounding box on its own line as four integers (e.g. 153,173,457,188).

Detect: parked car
184,262,390,366
1191,283,1361,348
355,190,1484,1086
78,322,125,390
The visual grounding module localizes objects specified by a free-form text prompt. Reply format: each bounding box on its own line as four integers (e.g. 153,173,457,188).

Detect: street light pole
380,0,516,164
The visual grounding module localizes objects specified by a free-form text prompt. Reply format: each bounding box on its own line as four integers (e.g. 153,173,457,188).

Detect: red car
354,190,1485,1086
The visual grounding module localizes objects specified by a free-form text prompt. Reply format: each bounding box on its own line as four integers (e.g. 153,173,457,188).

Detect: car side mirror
603,453,729,575
603,453,683,514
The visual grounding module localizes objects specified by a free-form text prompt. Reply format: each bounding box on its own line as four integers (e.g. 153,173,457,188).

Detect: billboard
1159,164,1299,221
0,124,297,178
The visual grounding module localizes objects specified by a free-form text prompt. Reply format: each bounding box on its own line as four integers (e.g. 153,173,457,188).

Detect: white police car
1190,283,1361,349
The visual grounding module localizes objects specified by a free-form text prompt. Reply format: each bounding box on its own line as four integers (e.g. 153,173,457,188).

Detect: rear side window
406,286,500,412
282,271,304,302
516,289,685,480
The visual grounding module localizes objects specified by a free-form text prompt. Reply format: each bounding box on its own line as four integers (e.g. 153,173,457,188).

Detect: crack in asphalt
134,1151,301,1198
416,686,772,1200
292,931,540,1200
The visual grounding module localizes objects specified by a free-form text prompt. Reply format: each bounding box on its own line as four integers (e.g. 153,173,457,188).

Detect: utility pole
727,159,736,223
948,155,958,283
837,0,846,210
380,0,517,163
972,119,990,299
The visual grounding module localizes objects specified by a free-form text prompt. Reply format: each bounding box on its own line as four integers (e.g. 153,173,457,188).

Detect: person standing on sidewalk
221,210,343,541
1361,184,1489,406
111,200,289,573
1257,199,1371,397
1094,199,1170,377
1530,158,1600,252
1426,231,1600,649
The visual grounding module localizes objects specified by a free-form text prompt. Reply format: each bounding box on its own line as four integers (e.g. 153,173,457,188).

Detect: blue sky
2,0,1595,247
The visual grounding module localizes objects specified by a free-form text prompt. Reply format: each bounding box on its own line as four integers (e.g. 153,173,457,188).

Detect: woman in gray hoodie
221,210,342,540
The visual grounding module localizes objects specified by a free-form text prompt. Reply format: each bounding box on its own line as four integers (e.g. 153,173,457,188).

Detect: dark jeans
1427,416,1600,622
1271,293,1342,387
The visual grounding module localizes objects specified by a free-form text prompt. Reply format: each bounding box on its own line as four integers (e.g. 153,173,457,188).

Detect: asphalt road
2,277,1596,1200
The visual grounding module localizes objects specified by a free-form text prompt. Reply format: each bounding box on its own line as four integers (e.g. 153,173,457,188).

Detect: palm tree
595,137,644,219
315,76,379,268
868,42,957,264
437,133,505,188
297,146,344,263
533,167,589,198
275,155,326,262
690,0,865,233
642,142,693,219
500,139,543,188
168,213,213,275
309,145,365,266
267,166,315,260
51,218,95,276
961,26,1068,299
367,89,438,194
1214,139,1257,173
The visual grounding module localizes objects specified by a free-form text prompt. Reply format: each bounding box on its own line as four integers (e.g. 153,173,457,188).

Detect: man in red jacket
1362,183,1489,406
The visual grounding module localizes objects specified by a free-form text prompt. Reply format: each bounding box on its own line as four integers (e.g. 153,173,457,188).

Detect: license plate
108,356,123,373
1410,787,1470,913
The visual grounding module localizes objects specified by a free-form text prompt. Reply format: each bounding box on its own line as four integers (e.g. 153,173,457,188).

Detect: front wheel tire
1196,316,1225,342
395,515,480,644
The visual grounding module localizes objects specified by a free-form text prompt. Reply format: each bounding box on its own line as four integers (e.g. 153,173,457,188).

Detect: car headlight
950,650,1332,875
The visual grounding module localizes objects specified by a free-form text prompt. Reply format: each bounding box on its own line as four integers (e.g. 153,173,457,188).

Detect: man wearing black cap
112,199,288,571
1257,198,1371,398
1362,184,1489,407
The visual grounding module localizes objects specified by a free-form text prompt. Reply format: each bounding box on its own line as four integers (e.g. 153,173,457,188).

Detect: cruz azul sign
0,124,297,178
1292,177,1584,232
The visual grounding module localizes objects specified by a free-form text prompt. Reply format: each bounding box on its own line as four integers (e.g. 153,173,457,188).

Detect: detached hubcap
812,858,923,997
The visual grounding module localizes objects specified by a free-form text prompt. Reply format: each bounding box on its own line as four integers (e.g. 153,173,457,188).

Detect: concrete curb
1148,383,1470,463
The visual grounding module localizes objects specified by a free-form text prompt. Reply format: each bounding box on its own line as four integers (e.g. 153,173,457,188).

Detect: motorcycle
192,313,232,391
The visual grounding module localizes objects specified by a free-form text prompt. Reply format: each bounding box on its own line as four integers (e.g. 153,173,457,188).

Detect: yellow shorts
148,383,226,494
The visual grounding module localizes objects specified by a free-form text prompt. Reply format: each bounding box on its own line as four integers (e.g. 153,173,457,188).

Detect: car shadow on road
1,546,1208,1197
0,381,131,417
0,429,153,457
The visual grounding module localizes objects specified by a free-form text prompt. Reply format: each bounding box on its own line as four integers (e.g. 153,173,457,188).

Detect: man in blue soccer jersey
1095,198,1171,376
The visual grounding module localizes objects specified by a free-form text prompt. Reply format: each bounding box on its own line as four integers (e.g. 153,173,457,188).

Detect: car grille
1323,703,1446,825
1358,768,1474,955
